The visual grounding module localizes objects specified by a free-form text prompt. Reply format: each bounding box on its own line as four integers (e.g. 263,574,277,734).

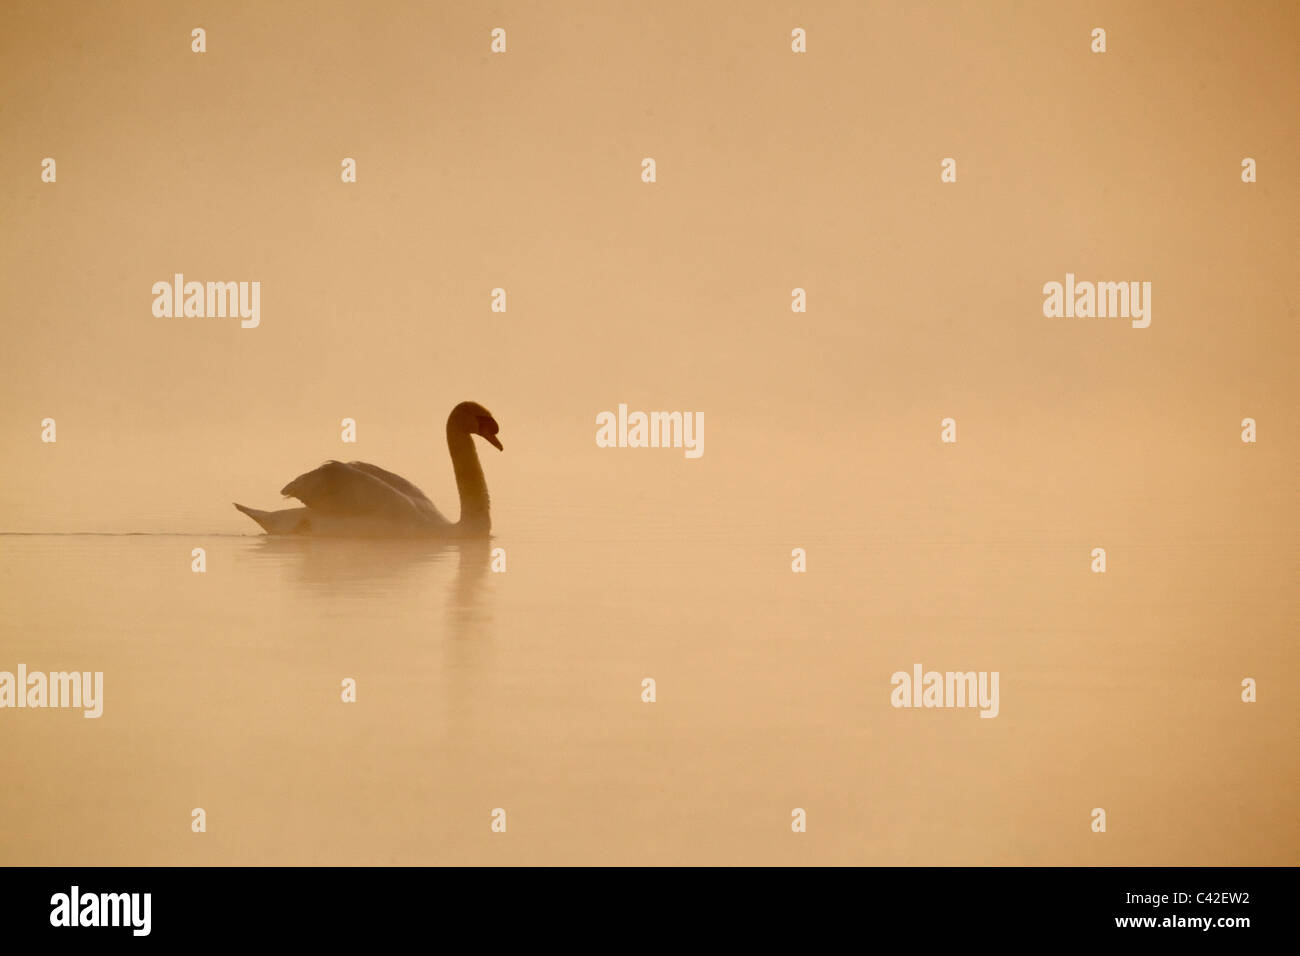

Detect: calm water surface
1,510,1296,865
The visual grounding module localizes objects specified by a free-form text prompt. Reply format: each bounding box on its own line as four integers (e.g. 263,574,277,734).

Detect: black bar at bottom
0,866,1283,942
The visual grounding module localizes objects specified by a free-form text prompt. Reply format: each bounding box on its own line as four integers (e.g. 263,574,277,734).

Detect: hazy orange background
1,1,1297,865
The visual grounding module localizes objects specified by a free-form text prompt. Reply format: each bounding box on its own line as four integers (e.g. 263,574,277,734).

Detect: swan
233,401,503,537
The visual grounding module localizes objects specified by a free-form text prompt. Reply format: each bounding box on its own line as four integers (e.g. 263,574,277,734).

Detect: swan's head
449,401,503,451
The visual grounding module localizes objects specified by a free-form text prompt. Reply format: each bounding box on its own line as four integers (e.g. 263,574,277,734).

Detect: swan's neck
448,426,490,533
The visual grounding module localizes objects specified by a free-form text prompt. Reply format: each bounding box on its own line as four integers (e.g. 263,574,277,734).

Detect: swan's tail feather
233,503,311,535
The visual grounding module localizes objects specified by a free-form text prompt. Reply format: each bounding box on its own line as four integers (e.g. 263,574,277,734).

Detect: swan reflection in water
240,535,494,633
229,398,505,638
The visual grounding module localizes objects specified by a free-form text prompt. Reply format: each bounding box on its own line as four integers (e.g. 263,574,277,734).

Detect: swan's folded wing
280,460,424,518
345,461,433,504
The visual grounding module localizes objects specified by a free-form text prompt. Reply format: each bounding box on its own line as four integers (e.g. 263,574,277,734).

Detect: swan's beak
485,434,503,451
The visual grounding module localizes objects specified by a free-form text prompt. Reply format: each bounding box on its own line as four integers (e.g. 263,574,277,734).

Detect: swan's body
234,401,502,538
